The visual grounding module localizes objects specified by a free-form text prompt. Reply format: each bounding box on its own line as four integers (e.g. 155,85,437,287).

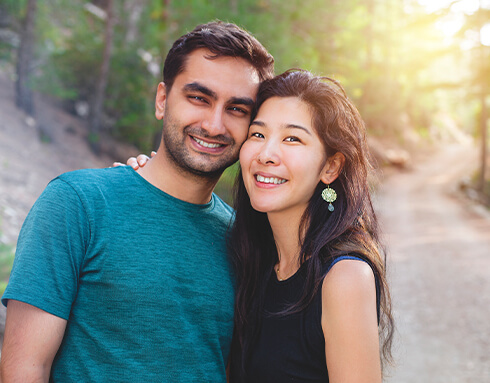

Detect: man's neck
136,151,220,205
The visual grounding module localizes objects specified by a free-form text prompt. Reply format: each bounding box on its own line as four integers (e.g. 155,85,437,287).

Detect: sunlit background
1,0,489,152
0,0,489,381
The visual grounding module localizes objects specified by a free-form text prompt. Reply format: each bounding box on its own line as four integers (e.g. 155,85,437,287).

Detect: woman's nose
257,141,280,165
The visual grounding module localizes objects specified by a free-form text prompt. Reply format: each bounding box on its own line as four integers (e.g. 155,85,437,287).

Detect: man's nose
202,108,225,136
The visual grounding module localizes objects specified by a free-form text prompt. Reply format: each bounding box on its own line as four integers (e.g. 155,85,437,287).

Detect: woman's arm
321,259,381,383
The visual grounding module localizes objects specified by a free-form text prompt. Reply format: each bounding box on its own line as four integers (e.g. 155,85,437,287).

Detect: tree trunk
124,0,145,46
478,1,488,193
230,0,238,14
162,0,171,22
478,46,488,193
15,0,37,116
89,0,116,153
479,90,488,193
360,0,375,112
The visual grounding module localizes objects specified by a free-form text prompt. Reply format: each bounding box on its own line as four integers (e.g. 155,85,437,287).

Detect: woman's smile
240,96,328,216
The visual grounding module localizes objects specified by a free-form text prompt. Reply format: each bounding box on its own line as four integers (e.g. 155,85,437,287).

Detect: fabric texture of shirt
2,166,235,382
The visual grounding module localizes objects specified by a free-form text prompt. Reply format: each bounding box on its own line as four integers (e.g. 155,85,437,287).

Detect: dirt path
377,143,490,382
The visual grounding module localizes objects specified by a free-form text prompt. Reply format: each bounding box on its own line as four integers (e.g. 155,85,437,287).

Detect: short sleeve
2,177,90,320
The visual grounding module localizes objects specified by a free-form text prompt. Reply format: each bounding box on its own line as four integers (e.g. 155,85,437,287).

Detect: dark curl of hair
163,21,274,91
229,69,394,379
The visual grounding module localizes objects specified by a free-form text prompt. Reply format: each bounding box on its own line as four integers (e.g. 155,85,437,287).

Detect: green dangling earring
321,185,337,212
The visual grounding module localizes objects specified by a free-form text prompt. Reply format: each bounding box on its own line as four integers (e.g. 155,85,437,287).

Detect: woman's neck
268,210,306,279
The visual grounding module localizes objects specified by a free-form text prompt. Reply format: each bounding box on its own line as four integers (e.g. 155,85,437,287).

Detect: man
0,21,274,382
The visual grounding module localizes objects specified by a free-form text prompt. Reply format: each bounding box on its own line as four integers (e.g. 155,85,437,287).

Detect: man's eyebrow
183,83,254,107
183,82,217,100
229,97,255,107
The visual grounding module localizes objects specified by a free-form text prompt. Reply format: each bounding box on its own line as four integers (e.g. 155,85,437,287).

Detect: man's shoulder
41,166,134,205
55,166,131,190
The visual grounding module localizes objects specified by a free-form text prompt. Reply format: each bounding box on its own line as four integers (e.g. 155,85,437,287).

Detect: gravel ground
377,143,490,382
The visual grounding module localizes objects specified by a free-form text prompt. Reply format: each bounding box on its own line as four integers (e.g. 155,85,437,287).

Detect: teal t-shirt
2,166,236,382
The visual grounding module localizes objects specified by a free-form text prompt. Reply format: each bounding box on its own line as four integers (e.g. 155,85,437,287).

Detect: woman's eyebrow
285,124,312,135
250,120,312,135
250,120,265,127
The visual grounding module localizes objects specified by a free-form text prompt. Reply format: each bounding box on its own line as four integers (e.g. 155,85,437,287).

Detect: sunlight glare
436,14,464,37
418,0,453,13
451,0,480,14
481,23,490,46
418,0,488,14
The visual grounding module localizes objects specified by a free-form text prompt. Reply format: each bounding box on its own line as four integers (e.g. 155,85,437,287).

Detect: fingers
127,157,140,170
113,152,154,170
136,154,151,168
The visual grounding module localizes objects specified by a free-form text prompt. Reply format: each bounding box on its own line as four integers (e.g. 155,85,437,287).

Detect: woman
127,69,393,382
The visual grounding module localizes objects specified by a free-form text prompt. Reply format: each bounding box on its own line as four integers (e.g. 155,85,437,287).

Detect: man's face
156,48,260,179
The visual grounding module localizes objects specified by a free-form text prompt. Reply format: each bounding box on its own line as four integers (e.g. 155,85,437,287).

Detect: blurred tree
475,5,490,193
15,0,37,116
449,2,490,193
5,0,486,175
89,0,116,153
123,0,146,47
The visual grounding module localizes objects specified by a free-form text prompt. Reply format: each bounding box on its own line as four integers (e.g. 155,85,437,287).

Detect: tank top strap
326,254,368,273
325,254,381,324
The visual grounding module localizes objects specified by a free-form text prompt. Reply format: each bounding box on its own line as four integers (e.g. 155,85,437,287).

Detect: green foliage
0,238,15,297
214,162,240,205
7,0,488,154
36,37,100,101
105,49,159,152
1,0,29,24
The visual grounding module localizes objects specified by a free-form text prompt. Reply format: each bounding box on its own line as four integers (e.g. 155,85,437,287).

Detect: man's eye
229,106,248,115
189,96,206,103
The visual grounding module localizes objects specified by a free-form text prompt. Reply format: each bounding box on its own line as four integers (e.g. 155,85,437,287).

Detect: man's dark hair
163,21,274,91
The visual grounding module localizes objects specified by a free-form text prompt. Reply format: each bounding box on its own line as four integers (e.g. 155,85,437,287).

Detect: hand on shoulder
112,151,156,170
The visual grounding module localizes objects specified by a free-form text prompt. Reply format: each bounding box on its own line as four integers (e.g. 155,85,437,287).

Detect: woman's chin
250,201,271,214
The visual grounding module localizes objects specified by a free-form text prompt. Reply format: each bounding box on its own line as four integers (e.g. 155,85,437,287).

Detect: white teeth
256,174,286,184
193,137,222,148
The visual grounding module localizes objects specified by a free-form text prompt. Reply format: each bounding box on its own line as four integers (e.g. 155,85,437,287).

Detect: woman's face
239,96,329,217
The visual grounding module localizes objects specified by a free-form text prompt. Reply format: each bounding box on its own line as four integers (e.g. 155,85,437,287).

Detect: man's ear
321,152,345,185
155,82,167,120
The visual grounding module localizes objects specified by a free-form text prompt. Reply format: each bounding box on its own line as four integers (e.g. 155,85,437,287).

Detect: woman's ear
321,152,345,185
155,82,167,120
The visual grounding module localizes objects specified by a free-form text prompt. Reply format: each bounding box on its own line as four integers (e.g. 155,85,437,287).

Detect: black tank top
243,256,378,383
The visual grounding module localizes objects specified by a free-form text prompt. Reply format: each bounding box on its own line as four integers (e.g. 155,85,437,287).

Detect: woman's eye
250,132,264,139
285,136,301,143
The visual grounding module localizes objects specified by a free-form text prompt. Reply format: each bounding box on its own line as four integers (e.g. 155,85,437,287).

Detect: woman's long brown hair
229,69,394,380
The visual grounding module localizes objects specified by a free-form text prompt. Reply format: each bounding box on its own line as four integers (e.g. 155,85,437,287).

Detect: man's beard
161,114,240,180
